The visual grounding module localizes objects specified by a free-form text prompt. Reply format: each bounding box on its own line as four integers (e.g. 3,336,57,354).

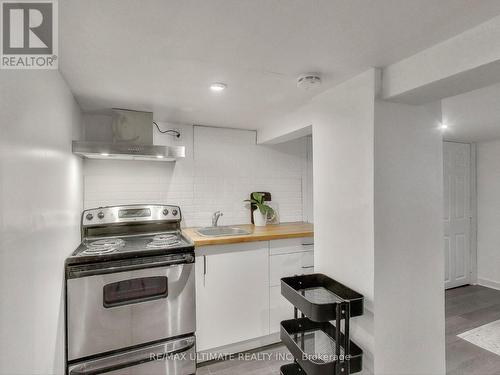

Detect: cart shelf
281,274,364,322
280,318,363,375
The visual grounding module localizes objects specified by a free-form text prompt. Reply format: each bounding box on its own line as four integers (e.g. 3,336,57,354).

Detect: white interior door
443,142,471,289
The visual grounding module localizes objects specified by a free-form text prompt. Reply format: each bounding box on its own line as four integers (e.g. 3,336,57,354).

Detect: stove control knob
172,209,178,216
86,213,93,221
97,211,104,219
162,209,169,216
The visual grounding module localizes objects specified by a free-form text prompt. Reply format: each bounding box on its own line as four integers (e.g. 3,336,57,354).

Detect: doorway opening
442,83,500,373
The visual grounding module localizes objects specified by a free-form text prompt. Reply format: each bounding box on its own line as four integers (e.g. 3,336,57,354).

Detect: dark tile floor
198,285,500,374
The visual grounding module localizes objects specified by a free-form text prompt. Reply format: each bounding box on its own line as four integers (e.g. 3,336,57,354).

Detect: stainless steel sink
195,226,251,237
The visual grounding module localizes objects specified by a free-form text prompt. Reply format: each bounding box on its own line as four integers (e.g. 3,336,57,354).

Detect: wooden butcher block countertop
182,222,314,247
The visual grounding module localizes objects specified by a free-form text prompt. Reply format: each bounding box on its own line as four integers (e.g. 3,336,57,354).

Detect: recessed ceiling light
210,82,227,92
440,123,449,131
100,153,110,156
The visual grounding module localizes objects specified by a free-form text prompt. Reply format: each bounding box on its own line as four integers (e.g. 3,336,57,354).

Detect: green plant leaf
257,203,274,216
252,192,264,204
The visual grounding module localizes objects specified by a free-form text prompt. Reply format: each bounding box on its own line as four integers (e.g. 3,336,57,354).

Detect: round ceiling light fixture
440,123,449,131
210,82,227,92
297,73,322,90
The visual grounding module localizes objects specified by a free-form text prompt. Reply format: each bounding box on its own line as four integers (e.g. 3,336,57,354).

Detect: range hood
72,141,185,161
72,109,185,161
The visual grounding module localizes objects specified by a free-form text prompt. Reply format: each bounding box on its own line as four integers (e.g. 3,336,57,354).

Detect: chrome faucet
212,211,223,227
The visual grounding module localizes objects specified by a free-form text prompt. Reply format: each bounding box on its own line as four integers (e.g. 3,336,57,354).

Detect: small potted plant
244,192,274,227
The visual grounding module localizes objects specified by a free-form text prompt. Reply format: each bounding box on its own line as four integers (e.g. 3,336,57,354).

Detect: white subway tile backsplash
83,123,311,227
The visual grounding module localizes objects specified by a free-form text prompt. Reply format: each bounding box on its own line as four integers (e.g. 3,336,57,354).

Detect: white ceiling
442,82,500,142
60,0,500,130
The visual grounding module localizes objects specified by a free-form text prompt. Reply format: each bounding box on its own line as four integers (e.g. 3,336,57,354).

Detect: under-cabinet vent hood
72,141,185,161
72,109,185,161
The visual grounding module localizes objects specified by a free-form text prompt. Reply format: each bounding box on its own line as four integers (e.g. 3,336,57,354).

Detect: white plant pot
253,210,267,227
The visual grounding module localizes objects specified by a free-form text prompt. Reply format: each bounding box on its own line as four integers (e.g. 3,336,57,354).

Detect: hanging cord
153,122,180,138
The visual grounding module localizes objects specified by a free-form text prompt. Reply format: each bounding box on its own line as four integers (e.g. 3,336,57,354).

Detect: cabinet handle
302,265,314,269
202,255,207,287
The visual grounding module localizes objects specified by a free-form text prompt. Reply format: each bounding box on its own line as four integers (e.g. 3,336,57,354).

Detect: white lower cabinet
195,241,269,352
269,237,314,333
270,285,295,334
195,236,314,352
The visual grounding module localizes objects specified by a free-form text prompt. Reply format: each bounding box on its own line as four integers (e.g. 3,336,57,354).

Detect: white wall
373,101,445,375
0,71,83,375
313,70,377,373
82,120,312,227
262,68,445,374
382,14,500,104
302,136,313,223
477,139,500,289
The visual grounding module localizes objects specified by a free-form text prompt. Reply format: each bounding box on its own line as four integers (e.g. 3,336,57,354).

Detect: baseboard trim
477,277,500,291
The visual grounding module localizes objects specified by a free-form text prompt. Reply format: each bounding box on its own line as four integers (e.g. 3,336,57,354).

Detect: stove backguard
81,205,182,239
83,221,180,239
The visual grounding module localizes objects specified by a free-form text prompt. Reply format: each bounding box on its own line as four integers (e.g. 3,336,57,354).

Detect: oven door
67,254,195,361
68,336,196,375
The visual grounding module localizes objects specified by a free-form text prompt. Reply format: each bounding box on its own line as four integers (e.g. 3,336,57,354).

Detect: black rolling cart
279,274,364,375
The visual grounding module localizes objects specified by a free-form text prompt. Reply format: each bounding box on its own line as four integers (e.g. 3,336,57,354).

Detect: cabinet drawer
270,251,314,287
269,237,313,256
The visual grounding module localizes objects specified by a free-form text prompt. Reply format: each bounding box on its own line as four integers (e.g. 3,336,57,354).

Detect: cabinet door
270,285,296,334
195,242,269,352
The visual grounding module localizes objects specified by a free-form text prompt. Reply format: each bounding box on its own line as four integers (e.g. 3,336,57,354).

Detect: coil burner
147,234,182,249
83,238,125,254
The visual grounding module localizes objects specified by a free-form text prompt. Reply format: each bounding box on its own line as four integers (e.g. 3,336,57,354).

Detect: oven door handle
67,253,194,278
69,339,195,375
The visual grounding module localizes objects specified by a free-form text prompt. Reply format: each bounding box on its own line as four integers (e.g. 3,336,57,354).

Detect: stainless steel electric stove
65,204,196,375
